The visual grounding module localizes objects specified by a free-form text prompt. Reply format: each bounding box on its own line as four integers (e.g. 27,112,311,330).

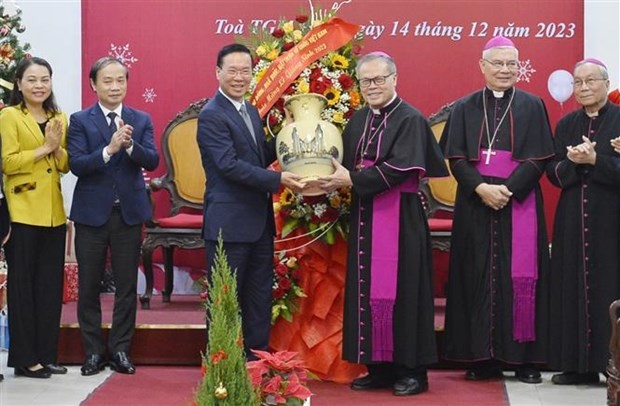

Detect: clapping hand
567,136,597,165
611,136,620,154
44,118,63,153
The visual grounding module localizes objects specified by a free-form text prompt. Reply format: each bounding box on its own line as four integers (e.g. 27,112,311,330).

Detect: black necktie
239,104,257,145
107,112,118,134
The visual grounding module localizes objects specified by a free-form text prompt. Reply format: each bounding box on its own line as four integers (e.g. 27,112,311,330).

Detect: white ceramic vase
276,93,343,195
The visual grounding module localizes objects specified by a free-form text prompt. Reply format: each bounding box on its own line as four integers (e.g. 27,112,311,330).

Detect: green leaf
281,217,301,237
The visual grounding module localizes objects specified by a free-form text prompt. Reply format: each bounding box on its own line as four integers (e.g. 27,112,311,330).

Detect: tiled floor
0,351,608,405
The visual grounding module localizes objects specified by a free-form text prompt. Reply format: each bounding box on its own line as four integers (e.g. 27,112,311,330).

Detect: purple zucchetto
483,35,516,51
577,57,608,70
367,51,393,59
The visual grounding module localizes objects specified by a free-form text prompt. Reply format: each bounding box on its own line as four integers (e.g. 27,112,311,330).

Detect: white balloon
547,70,573,103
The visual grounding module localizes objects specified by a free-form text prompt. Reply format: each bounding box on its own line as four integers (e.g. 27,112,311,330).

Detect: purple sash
474,150,538,343
365,159,420,361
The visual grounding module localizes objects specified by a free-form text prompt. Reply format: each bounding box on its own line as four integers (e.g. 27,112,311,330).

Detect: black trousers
6,222,66,368
205,226,274,360
76,208,142,355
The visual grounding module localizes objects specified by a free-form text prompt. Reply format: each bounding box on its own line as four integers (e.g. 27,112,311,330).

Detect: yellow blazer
0,105,69,227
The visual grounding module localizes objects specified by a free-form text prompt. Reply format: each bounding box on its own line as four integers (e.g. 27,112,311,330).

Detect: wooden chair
420,102,456,252
140,98,208,309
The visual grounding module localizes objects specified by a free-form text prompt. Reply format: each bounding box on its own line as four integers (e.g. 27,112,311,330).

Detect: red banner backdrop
82,0,584,381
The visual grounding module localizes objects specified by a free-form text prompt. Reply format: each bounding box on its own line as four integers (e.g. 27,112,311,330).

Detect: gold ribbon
0,78,14,91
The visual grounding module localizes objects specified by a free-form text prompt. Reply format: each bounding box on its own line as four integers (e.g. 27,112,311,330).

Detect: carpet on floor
83,367,507,406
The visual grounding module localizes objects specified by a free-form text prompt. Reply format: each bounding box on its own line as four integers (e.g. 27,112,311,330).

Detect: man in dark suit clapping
67,57,159,376
197,44,304,359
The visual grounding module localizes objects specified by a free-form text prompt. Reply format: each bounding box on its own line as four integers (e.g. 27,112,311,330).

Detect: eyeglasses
359,73,395,88
483,59,519,70
221,69,252,78
572,78,606,88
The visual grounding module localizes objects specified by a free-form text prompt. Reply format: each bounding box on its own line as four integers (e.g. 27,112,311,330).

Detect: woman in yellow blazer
0,57,69,379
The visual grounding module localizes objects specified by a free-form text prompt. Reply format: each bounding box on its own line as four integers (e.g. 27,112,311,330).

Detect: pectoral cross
482,147,496,165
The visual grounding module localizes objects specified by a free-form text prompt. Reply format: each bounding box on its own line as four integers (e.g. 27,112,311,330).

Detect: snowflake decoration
142,88,157,103
516,59,536,83
108,43,138,68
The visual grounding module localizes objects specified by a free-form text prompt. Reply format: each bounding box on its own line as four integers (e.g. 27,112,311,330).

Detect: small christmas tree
194,234,258,405
0,3,31,108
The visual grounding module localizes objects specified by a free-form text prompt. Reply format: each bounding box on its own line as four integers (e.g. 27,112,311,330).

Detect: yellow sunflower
279,188,295,206
329,53,349,69
323,87,341,106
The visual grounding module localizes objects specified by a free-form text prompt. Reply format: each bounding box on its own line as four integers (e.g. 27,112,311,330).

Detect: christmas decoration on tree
0,2,31,108
194,234,257,405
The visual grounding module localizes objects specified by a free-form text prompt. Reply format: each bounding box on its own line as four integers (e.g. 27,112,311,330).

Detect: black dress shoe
393,376,428,396
81,354,106,376
351,373,394,390
14,366,52,379
45,364,68,375
465,366,503,381
0,373,4,381
516,367,542,384
109,352,136,374
551,371,599,385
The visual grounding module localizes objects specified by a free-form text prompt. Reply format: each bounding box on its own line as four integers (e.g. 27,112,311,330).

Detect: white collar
219,88,245,112
98,102,123,120
370,93,398,114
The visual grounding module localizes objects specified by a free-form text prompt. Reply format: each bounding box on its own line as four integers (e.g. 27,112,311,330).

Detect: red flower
275,263,289,277
302,195,324,205
272,287,286,299
309,67,322,80
210,349,228,365
352,44,363,55
345,109,355,119
310,79,327,94
283,84,296,95
278,277,292,291
295,15,309,23
281,42,295,52
322,207,340,222
338,73,354,90
272,28,285,38
268,113,280,128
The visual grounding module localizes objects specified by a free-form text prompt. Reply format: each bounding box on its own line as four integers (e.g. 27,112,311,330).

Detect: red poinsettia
246,350,313,405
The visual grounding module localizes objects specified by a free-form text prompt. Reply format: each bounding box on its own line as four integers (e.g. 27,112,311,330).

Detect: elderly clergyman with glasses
546,58,620,385
440,36,555,384
318,51,448,396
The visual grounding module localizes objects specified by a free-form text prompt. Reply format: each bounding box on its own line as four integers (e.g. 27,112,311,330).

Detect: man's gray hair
356,52,397,76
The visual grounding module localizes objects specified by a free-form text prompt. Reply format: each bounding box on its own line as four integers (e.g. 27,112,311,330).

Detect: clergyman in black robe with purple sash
439,36,554,384
318,52,447,397
546,58,620,386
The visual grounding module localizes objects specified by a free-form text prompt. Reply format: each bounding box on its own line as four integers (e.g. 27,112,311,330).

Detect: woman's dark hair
8,56,59,115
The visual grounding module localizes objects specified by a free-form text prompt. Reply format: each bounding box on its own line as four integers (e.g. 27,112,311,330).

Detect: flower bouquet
271,252,306,324
244,10,362,139
247,349,313,406
276,187,351,245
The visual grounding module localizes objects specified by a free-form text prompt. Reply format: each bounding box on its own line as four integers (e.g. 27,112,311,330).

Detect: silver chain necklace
482,87,515,165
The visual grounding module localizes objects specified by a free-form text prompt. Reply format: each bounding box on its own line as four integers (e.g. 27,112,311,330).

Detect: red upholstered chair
422,102,456,250
421,103,456,297
140,99,208,309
